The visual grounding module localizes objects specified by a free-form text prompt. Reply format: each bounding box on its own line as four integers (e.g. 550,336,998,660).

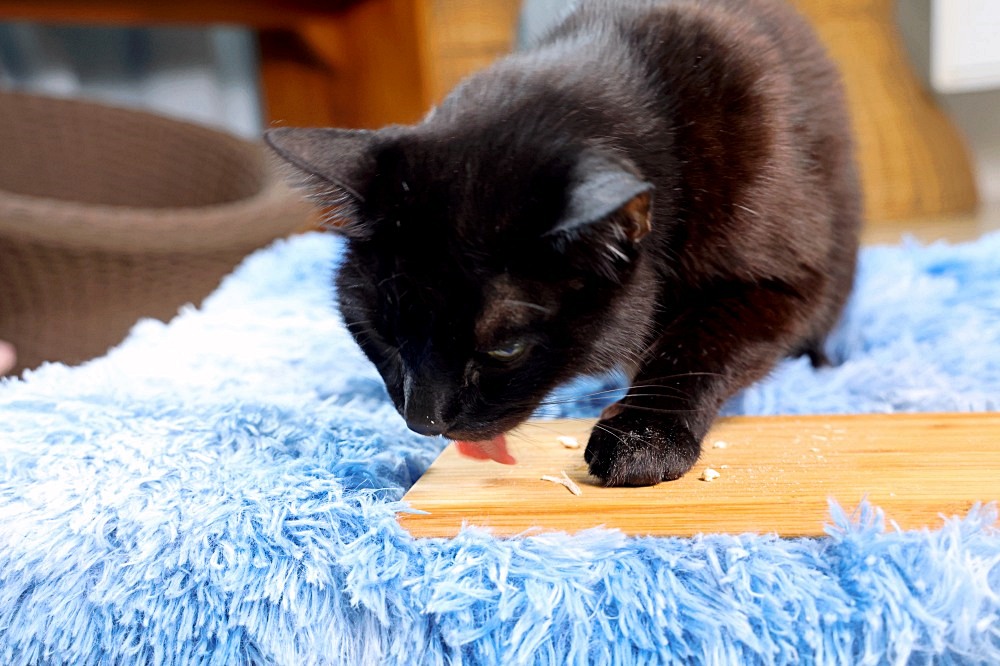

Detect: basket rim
0,169,312,253
0,91,312,253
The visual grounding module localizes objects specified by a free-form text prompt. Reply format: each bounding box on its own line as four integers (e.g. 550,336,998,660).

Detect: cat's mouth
437,410,530,445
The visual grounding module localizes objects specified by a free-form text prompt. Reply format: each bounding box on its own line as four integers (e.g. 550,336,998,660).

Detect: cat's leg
585,281,814,486
793,338,831,368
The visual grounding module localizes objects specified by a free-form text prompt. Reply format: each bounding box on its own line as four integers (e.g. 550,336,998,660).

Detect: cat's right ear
544,155,653,281
264,127,377,238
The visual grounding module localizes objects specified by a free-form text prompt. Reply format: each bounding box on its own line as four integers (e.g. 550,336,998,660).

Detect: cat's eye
486,340,527,362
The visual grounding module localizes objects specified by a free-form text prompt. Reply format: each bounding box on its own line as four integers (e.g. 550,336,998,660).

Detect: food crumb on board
699,467,721,482
557,435,581,449
712,440,728,449
541,471,583,496
810,447,821,453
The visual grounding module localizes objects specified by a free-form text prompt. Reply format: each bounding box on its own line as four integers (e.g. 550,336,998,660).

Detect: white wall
898,1,1000,204
938,90,1000,205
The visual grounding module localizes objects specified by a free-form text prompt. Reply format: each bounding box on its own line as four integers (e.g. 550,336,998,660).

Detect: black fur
266,0,861,486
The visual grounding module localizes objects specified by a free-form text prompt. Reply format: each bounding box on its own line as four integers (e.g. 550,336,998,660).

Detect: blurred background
0,0,998,376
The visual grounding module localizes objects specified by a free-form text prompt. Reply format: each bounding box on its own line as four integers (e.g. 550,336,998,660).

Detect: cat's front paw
585,410,701,486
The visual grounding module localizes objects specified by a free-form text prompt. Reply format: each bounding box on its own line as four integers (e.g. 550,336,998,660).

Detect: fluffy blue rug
1,232,999,665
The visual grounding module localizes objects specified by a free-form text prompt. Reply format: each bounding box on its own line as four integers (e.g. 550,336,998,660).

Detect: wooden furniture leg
259,0,432,129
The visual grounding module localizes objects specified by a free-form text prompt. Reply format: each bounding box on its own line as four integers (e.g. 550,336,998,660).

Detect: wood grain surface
399,413,1000,538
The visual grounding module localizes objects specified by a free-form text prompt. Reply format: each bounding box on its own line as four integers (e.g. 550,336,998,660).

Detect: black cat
266,0,860,486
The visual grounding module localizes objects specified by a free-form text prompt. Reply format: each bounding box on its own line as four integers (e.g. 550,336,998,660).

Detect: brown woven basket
0,91,313,375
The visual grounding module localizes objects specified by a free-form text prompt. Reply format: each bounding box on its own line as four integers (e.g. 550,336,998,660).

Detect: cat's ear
264,127,377,238
548,156,652,242
545,155,653,278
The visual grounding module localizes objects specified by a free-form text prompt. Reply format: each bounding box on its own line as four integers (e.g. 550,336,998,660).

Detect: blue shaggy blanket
1,232,999,665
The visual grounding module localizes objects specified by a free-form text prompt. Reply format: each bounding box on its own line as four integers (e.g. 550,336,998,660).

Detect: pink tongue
454,434,516,465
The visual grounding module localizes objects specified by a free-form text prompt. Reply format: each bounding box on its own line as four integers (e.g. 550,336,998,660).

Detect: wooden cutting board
398,413,1000,537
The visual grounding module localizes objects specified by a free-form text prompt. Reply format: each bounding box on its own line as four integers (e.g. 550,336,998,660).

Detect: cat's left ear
264,127,377,237
547,155,653,245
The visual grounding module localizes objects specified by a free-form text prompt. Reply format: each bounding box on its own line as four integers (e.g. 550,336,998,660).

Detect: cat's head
266,122,655,440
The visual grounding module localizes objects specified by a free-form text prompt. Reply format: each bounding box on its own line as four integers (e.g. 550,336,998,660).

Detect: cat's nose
402,372,450,436
405,417,447,437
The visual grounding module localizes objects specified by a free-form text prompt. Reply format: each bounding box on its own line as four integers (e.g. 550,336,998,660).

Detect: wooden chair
0,0,434,129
